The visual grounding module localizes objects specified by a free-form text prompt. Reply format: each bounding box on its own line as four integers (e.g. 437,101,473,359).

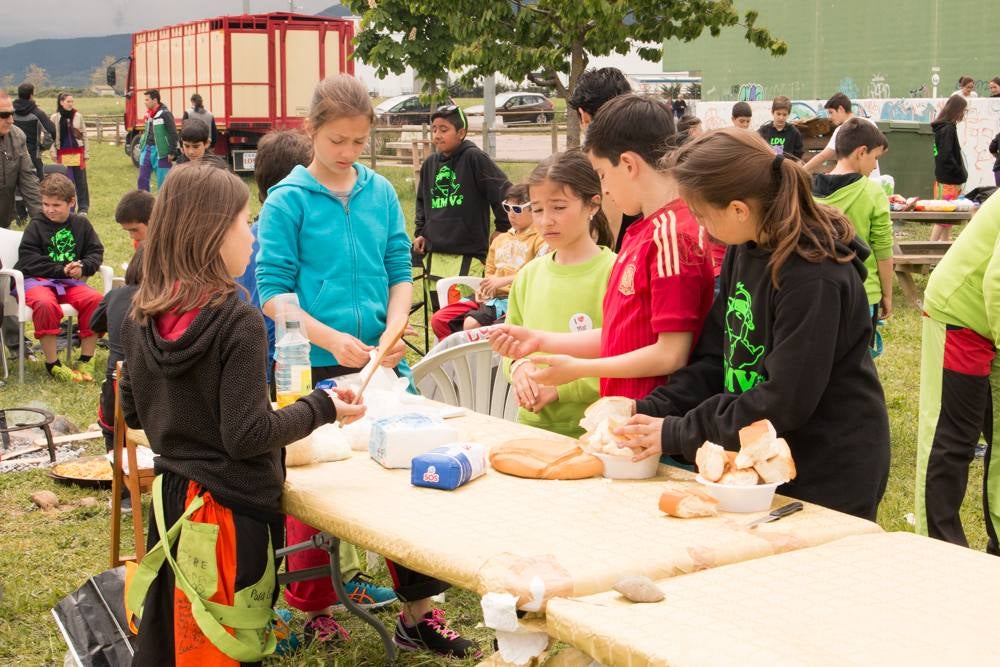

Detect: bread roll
718,468,761,486
490,438,603,480
735,419,780,468
695,442,728,482
754,437,797,483
579,396,635,442
659,488,720,518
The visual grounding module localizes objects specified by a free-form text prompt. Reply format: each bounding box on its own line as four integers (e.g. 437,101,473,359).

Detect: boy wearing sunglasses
430,183,545,339
414,104,512,307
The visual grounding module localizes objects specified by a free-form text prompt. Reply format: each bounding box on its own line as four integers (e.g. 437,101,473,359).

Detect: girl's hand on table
616,414,664,462
331,331,374,368
327,387,366,425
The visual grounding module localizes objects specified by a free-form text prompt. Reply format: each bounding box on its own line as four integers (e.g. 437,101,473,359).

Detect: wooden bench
893,243,951,309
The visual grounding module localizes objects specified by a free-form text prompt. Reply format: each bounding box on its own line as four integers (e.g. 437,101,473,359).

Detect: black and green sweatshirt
757,121,804,159
14,212,104,279
932,120,967,185
414,140,511,258
636,237,890,521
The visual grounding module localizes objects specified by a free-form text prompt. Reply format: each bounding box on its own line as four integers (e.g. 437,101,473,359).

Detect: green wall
665,0,1000,101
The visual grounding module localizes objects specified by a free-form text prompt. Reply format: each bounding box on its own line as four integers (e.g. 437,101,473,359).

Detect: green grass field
0,140,989,665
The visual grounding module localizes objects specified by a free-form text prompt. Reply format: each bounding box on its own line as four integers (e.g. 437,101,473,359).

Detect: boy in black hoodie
14,173,103,381
413,105,511,306
758,96,804,159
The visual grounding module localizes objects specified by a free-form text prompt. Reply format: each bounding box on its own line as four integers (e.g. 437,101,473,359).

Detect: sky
0,0,338,47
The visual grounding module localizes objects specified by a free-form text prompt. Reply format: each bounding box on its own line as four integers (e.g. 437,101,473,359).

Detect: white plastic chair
435,275,483,311
0,227,114,382
411,340,518,421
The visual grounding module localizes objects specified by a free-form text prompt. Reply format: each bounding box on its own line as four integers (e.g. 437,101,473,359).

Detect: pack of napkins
411,443,487,490
369,413,458,468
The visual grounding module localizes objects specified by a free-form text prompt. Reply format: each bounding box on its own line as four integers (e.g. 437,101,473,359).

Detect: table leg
895,270,924,310
276,532,396,666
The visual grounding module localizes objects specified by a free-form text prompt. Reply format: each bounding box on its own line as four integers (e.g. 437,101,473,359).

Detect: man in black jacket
13,83,56,180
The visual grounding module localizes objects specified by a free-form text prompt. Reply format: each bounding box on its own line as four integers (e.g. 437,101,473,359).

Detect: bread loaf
489,438,603,480
695,442,728,482
754,437,797,483
579,397,635,454
735,419,780,468
718,468,761,486
658,488,720,518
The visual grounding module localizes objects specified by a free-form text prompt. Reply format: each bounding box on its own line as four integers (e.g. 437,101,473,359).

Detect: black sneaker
393,609,481,659
302,614,349,645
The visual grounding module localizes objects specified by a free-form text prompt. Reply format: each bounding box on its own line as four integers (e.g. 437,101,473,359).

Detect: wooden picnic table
546,531,1000,667
891,210,973,308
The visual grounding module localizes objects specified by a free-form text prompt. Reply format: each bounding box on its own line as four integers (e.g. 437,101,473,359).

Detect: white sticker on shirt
569,313,594,332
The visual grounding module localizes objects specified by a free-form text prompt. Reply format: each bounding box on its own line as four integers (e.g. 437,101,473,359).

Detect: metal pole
242,0,250,14
483,74,497,158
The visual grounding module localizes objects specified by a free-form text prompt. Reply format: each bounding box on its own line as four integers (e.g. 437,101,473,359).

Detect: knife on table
747,501,804,529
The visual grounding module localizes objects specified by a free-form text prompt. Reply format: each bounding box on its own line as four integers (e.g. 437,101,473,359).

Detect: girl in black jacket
617,129,890,521
930,94,968,241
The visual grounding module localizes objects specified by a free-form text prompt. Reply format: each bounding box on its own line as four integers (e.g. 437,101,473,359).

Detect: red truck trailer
107,12,355,171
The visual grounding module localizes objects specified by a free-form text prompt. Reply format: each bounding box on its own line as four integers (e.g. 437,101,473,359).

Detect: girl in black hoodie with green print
930,94,968,242
618,129,890,522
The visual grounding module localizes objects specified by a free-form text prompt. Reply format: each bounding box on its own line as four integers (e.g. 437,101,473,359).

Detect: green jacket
924,193,1000,347
813,174,893,305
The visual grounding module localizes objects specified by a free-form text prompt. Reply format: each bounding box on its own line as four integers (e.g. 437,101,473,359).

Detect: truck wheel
129,137,142,168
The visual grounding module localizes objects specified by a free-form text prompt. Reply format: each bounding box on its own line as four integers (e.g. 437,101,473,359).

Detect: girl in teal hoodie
255,75,480,659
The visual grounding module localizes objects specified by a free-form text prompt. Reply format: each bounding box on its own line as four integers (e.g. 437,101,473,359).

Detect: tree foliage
345,0,457,99
23,64,49,91
351,0,785,144
90,55,117,89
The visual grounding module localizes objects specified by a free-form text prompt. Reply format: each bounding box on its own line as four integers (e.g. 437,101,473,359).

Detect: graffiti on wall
733,82,765,102
692,97,1000,188
869,74,891,99
838,77,860,101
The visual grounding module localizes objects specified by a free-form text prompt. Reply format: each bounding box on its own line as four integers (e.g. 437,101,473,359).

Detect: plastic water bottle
274,319,311,407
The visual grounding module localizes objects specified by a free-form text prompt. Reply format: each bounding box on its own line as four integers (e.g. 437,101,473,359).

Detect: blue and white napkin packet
411,443,487,490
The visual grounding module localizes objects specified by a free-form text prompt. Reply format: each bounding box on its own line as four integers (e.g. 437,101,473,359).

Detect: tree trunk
564,41,587,149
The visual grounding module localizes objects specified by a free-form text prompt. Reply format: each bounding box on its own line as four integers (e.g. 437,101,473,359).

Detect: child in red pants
13,173,103,381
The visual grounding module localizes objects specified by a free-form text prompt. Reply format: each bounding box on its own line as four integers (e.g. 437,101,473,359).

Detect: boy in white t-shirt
804,93,880,177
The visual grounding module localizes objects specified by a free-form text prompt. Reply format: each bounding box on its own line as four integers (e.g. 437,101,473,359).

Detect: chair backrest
0,227,21,273
0,228,23,316
435,276,483,311
411,340,518,421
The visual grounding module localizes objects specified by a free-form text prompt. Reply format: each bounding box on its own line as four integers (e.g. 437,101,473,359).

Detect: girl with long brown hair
620,128,891,521
121,162,363,663
930,94,968,241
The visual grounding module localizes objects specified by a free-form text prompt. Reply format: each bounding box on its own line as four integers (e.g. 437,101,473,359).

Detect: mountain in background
0,4,351,89
0,34,132,89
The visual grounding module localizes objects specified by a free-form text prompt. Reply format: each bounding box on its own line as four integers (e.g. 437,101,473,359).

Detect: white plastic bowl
594,452,660,479
695,475,781,513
